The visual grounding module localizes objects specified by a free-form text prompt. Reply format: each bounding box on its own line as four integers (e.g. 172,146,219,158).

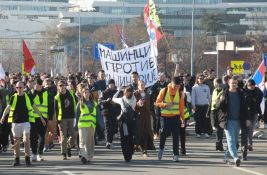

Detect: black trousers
195,105,212,135
153,107,161,135
160,116,180,155
30,118,47,155
105,114,118,143
211,110,223,146
0,122,11,148
119,122,134,161
180,119,188,154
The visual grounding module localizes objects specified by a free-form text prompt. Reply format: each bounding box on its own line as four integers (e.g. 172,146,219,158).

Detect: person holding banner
155,76,185,162
134,80,155,157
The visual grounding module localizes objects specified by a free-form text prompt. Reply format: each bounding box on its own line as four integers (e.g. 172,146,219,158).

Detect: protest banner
98,42,158,87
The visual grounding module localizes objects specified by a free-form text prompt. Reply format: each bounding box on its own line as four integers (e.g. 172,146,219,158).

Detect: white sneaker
196,134,201,138
37,154,44,161
172,155,179,162
158,149,164,160
204,133,210,138
32,154,37,162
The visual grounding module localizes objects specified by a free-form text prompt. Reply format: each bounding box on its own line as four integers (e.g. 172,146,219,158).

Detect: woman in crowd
113,86,140,162
75,87,98,164
134,80,155,157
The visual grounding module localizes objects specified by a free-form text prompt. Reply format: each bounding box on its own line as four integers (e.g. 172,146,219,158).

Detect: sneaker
43,145,49,152
235,158,241,167
67,149,71,157
172,155,179,162
204,133,210,138
248,145,253,151
196,134,201,138
32,154,37,162
158,149,164,160
12,157,20,166
25,156,31,167
62,153,67,160
81,157,87,164
37,154,44,161
106,142,111,149
223,158,232,165
142,153,148,158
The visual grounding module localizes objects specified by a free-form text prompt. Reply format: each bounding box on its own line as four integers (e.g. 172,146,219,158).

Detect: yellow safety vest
5,94,10,104
55,90,76,121
211,89,222,111
184,107,190,119
33,91,48,119
78,101,97,129
8,93,35,123
161,89,180,116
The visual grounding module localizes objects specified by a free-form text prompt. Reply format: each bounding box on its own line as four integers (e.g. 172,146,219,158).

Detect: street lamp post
78,11,81,73
216,35,219,77
190,0,195,76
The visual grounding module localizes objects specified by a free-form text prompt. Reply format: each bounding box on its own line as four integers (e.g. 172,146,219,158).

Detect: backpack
118,98,137,124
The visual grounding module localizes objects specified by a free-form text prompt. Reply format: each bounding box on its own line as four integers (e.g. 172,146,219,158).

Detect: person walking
0,81,46,166
191,73,212,138
216,77,250,166
99,79,120,149
150,72,168,140
241,79,263,160
210,78,224,151
113,86,139,162
30,78,51,162
75,87,98,164
55,80,77,160
134,80,155,157
155,76,185,162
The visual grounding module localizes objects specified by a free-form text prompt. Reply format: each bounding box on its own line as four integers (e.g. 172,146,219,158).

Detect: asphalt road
0,127,266,175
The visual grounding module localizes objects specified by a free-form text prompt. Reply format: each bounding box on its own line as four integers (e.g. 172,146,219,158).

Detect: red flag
22,40,36,74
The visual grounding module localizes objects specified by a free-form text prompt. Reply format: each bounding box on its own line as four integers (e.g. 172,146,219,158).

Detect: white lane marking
233,167,266,175
62,171,76,175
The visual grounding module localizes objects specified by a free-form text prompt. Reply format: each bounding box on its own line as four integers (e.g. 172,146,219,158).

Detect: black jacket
216,88,250,129
244,87,263,117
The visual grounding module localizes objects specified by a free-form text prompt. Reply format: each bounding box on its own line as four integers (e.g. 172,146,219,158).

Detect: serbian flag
252,60,265,113
22,40,36,75
144,3,162,42
144,3,162,57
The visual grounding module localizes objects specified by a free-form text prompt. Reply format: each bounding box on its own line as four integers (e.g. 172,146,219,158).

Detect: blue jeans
224,120,240,159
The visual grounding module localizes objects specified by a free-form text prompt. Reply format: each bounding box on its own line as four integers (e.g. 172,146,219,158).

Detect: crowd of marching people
0,67,266,167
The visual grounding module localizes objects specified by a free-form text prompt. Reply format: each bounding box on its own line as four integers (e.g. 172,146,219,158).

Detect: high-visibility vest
211,88,222,111
8,93,35,123
78,101,97,129
69,90,77,105
55,90,76,121
184,107,190,119
33,91,48,119
5,94,10,104
161,89,180,116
